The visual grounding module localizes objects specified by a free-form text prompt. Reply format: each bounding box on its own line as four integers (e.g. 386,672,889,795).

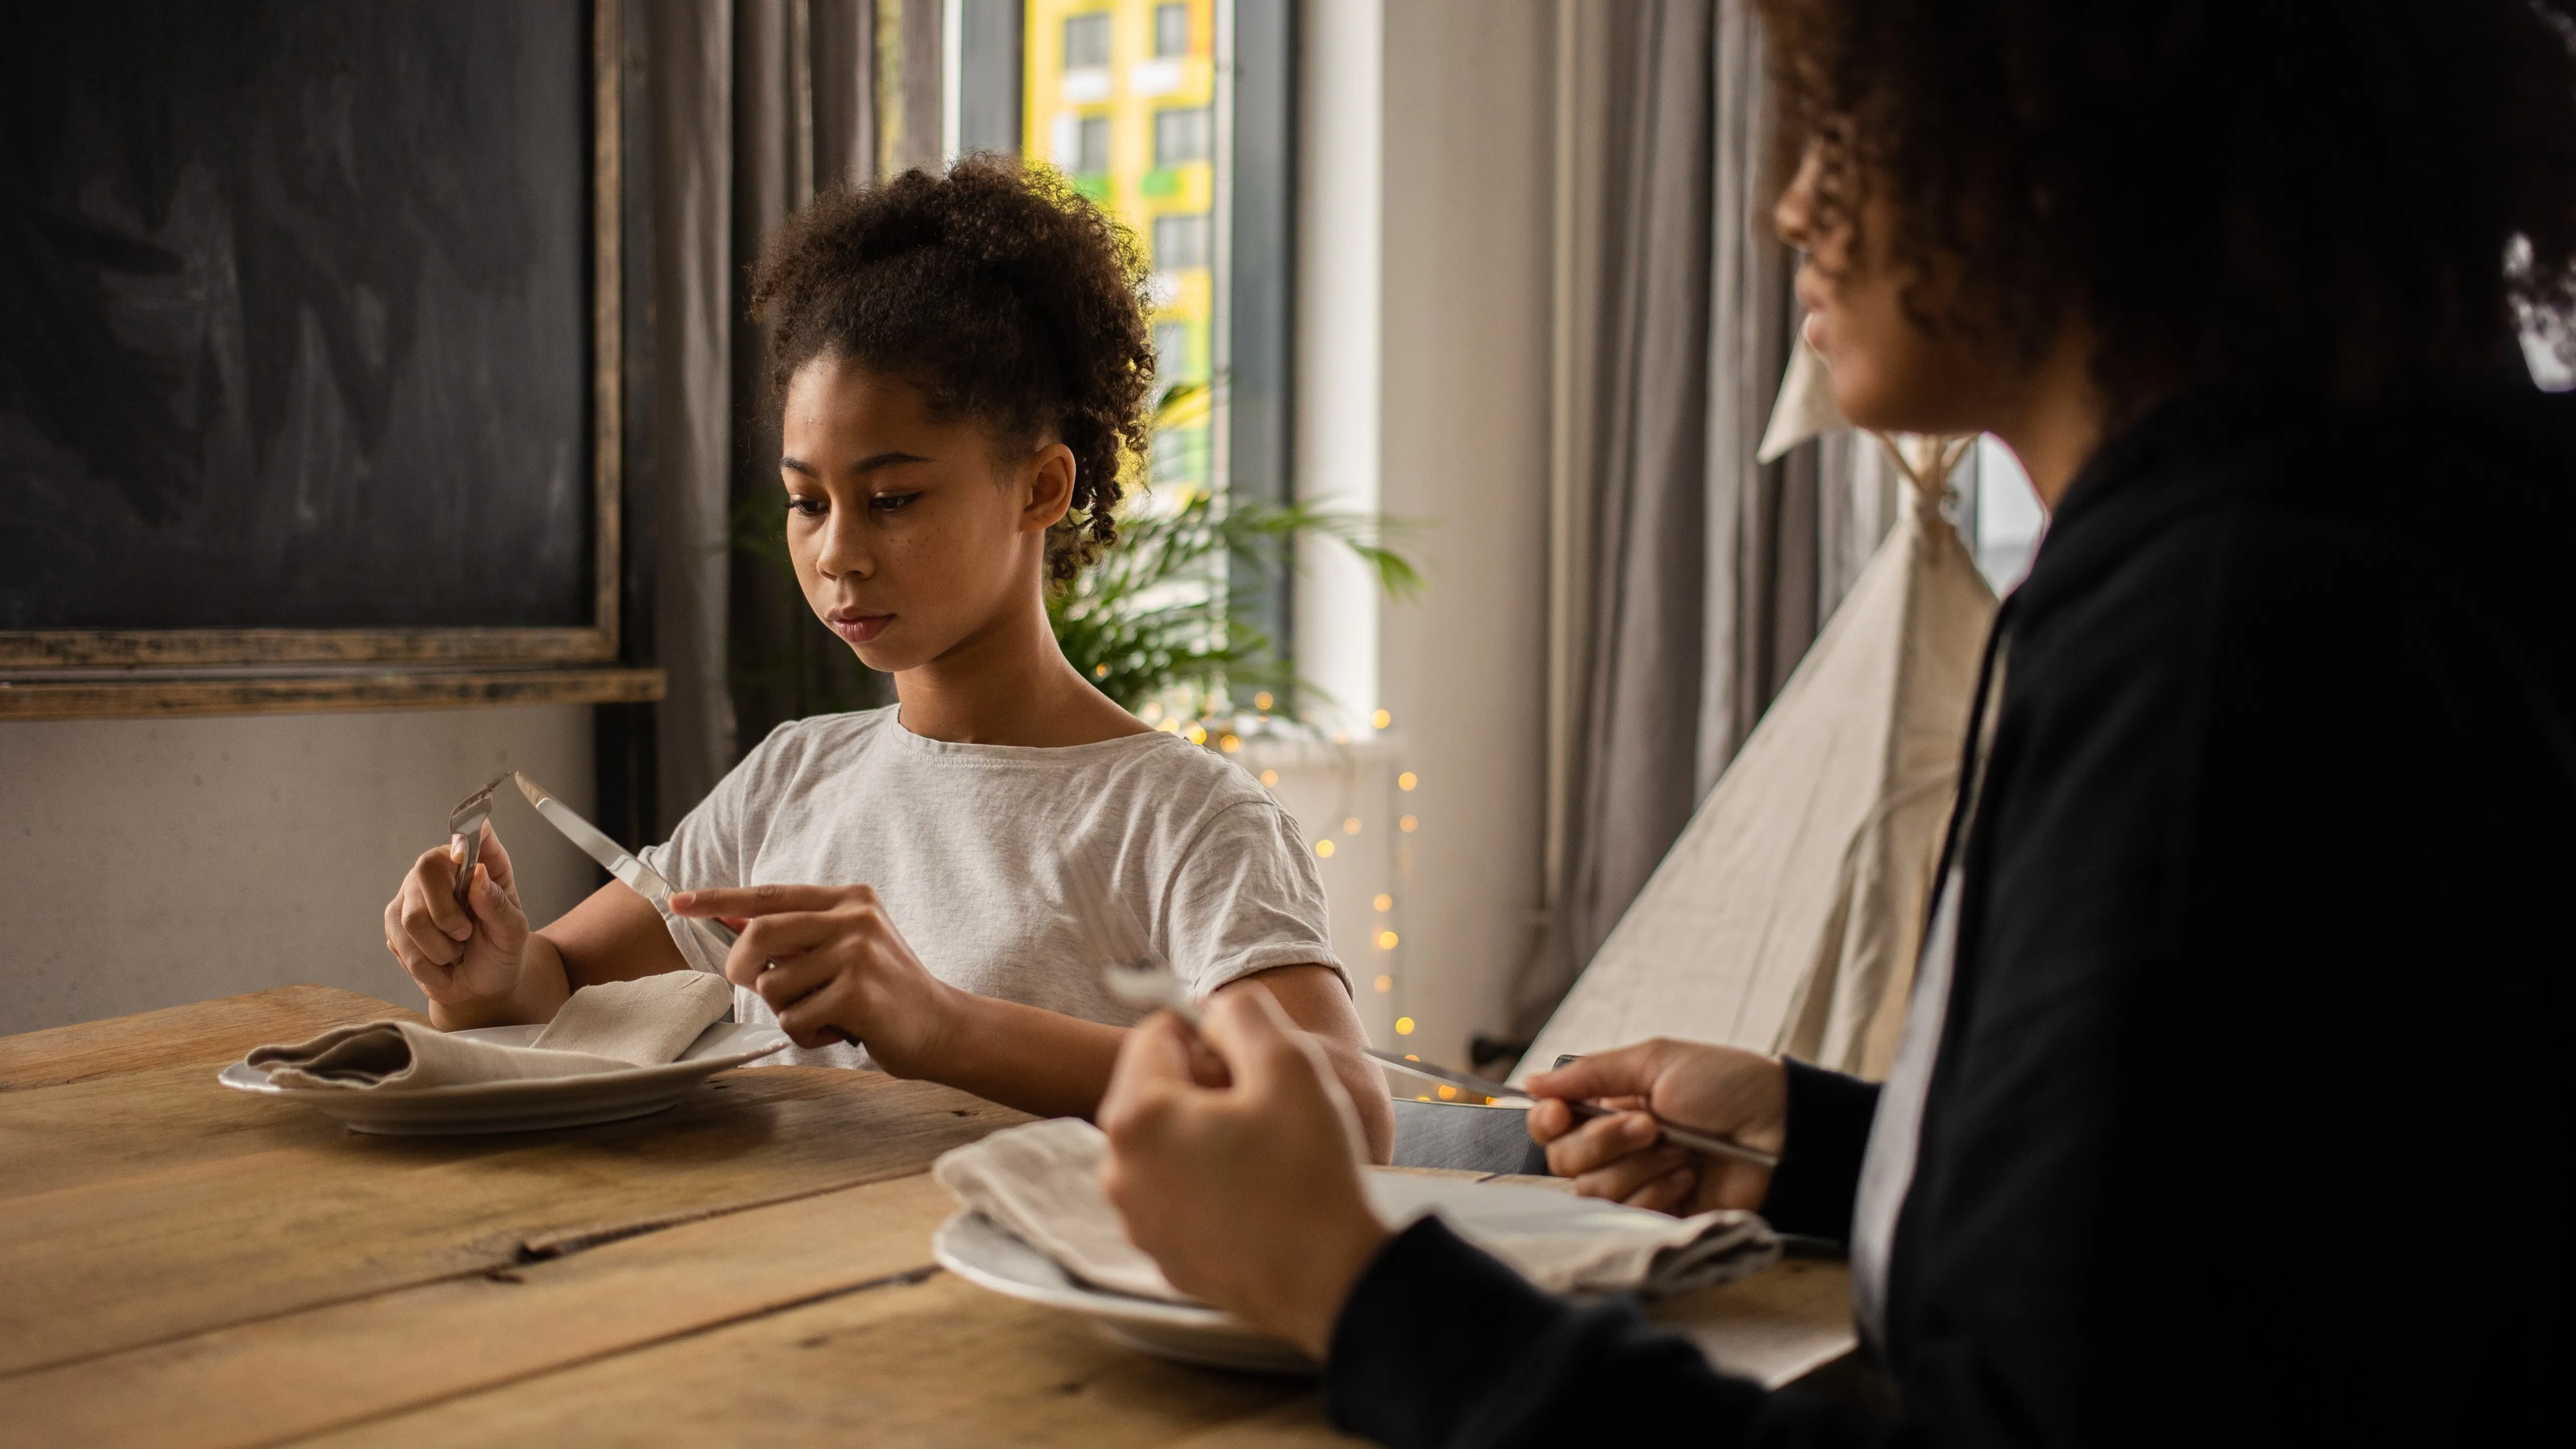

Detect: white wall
0,705,596,1035
1296,0,1556,1067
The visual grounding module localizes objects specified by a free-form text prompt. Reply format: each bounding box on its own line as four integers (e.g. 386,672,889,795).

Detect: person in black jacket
1095,2,2575,1445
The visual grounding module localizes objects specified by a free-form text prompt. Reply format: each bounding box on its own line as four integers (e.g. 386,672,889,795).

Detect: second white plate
933,1170,1689,1377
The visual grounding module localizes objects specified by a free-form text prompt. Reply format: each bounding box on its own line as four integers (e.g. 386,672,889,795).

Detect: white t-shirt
637,706,1344,1069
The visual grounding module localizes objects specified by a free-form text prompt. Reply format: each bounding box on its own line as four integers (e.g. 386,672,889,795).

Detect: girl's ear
1020,441,1078,534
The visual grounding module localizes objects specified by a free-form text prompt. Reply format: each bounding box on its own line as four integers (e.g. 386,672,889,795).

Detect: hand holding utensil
1100,962,1778,1171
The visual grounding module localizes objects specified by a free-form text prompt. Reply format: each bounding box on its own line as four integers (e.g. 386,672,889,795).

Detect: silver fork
444,773,513,905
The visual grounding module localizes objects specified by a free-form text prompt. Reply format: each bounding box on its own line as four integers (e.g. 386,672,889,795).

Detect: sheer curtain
1515,0,1894,1040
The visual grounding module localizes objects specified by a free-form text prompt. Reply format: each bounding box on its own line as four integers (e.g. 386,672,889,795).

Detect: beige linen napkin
248,972,734,1091
933,1118,1779,1305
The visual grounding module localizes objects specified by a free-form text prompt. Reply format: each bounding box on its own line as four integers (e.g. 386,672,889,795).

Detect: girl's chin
839,636,908,674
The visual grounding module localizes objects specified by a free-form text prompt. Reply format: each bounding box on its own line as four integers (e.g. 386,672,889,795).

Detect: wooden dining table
0,985,1858,1447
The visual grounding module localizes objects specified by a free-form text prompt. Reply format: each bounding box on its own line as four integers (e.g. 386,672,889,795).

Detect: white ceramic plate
217,1022,791,1135
933,1209,1318,1375
932,1170,1680,1376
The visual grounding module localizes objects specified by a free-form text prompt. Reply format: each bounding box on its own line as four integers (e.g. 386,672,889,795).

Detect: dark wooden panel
0,0,604,639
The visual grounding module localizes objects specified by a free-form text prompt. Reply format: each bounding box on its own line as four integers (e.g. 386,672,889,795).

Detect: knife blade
491,773,868,1048
503,773,740,956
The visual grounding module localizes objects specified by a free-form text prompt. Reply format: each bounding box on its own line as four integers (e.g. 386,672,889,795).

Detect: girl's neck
1992,327,2109,511
889,588,1147,748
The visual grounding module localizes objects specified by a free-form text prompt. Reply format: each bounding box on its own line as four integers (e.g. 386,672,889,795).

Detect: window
1153,105,1211,166
1063,11,1111,69
1021,0,1296,654
1153,320,1193,382
1153,2,1190,56
1152,212,1211,271
1074,114,1112,175
1964,437,2045,590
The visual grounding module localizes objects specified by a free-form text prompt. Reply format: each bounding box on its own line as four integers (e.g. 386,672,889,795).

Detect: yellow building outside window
1024,0,1218,488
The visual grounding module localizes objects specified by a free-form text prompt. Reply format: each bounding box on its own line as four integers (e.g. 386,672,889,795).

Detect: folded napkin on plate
246,972,734,1091
932,1117,1778,1305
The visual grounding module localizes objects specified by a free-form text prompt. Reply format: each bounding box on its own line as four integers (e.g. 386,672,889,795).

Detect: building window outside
1153,2,1191,57
1152,212,1211,270
1074,114,1112,176
1063,10,1112,69
1154,105,1211,166
1026,0,1218,493
1153,320,1192,382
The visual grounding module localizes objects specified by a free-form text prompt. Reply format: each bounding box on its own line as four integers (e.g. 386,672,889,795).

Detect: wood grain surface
0,988,1858,1447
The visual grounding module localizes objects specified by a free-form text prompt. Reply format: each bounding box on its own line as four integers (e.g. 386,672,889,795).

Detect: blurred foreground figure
1098,2,2576,1446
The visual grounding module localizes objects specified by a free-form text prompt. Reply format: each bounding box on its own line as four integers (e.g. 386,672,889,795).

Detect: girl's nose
817,510,872,580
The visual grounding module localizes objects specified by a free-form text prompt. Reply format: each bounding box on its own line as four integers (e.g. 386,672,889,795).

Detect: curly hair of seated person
1756,0,2576,422
749,154,1156,581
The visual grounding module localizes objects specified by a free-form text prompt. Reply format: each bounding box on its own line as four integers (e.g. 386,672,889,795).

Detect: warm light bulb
1373,974,1393,993
1254,691,1274,710
1398,772,1418,791
1404,1053,1420,1062
1372,708,1393,730
1376,929,1399,950
1219,733,1241,753
1314,839,1335,858
1259,769,1279,788
1094,662,1110,678
1373,893,1394,912
1436,1084,1458,1101
1395,1016,1417,1035
1399,815,1419,833
1343,817,1362,835
1186,724,1208,745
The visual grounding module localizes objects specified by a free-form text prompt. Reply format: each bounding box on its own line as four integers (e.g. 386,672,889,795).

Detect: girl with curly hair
383,157,1391,1159
1095,1,2573,1443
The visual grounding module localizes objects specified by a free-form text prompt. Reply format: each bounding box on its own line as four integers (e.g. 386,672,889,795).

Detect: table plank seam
0,1166,961,1382
236,1263,949,1449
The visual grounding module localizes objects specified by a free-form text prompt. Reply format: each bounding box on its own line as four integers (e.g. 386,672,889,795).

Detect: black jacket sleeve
1759,1061,1879,1244
1325,1218,1892,1449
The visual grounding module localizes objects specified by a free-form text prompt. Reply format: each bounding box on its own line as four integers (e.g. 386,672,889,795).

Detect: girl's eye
786,498,827,518
870,492,921,513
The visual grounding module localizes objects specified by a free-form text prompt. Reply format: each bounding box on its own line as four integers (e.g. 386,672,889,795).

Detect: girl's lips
828,613,891,644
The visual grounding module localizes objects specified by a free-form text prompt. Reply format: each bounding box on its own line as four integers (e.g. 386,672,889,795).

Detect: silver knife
1099,960,1777,1170
457,772,857,1046
501,772,741,962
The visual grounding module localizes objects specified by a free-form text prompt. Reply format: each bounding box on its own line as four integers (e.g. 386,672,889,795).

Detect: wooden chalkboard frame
0,1,659,719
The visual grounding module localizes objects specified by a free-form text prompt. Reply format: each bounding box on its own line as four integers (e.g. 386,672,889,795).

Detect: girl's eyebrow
777,451,932,477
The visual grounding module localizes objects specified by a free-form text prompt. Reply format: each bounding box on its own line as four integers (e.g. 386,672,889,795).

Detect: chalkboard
0,0,617,660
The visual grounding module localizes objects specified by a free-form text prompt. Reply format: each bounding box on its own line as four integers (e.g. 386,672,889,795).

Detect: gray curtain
647,0,741,836
1515,0,1887,1038
647,0,924,834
